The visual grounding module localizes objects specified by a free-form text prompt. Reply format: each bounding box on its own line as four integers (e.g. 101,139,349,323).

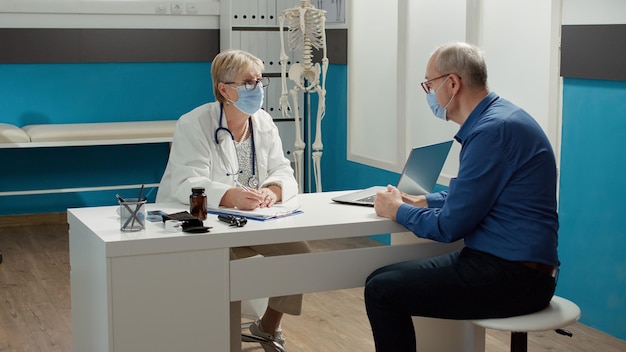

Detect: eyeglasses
420,74,452,94
224,77,270,91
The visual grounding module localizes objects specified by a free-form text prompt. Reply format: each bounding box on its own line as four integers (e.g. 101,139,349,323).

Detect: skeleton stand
279,0,328,193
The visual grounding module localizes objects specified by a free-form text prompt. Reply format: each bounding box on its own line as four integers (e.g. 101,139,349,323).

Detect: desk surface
67,191,407,257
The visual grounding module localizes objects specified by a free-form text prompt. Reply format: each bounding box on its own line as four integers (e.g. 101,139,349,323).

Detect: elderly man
364,42,559,352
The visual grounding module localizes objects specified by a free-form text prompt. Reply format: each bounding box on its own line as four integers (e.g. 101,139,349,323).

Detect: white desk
68,191,484,352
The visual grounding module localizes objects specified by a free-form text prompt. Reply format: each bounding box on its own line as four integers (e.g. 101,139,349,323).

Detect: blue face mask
426,77,454,121
232,84,264,116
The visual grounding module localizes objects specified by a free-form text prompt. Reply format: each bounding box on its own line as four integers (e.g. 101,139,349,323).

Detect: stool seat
471,296,581,352
471,296,581,332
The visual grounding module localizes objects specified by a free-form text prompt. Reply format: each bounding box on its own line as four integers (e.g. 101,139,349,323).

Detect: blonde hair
211,49,264,104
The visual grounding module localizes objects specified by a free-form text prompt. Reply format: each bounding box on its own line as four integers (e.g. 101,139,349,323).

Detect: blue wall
557,78,626,340
0,62,213,125
0,62,214,214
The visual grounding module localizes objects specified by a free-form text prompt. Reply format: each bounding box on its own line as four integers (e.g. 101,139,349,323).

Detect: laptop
331,140,454,206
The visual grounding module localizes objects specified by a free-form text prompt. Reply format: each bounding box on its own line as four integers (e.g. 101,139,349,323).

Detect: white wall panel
479,0,561,160
347,1,400,170
404,0,466,179
348,0,465,173
348,0,562,182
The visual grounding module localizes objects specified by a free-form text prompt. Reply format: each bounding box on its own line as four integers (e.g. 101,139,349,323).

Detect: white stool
471,296,581,352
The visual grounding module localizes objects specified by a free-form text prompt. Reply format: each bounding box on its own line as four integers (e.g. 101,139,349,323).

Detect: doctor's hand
223,187,265,210
257,187,278,208
373,185,404,221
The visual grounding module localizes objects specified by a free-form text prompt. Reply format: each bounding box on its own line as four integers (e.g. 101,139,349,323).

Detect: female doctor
156,49,310,350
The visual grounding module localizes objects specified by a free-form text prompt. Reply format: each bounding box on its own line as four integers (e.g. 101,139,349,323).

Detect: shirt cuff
425,192,445,208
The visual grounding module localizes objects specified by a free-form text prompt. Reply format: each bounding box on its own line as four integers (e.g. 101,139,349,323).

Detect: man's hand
373,185,404,221
401,193,428,207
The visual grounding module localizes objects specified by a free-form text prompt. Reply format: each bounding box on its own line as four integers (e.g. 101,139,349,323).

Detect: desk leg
231,301,243,352
413,317,485,352
109,248,231,352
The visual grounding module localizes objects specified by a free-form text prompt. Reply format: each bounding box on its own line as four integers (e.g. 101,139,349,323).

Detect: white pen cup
119,198,147,232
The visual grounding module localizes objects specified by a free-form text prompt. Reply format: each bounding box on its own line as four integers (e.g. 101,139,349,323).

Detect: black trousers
364,247,556,352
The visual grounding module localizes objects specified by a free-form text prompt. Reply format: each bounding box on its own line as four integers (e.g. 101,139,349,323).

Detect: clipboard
207,208,303,221
207,198,302,221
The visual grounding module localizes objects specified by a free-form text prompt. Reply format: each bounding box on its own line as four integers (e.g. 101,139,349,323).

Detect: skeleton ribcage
284,8,326,70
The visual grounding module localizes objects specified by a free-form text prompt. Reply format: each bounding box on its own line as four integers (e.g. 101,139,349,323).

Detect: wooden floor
1,219,626,352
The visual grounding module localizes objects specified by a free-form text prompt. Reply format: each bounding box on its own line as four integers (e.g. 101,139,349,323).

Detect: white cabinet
69,213,231,352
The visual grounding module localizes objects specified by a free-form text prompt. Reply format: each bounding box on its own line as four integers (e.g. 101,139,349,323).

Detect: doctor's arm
260,126,298,203
166,121,233,206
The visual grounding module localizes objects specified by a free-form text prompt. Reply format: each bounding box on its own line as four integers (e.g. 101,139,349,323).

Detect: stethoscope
214,105,258,188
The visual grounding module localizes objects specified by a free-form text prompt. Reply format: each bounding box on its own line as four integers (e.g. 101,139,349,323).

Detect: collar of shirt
454,91,499,145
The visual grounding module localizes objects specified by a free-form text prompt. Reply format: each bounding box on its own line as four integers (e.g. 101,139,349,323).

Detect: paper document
207,197,302,221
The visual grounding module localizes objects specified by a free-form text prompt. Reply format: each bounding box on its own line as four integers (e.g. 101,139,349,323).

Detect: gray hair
434,42,488,89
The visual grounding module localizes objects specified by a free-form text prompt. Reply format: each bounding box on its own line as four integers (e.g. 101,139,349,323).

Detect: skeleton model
279,0,328,193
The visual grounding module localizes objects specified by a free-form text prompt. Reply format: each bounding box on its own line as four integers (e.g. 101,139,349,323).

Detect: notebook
331,140,454,206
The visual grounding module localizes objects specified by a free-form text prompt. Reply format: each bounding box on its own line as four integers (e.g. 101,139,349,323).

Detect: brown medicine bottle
189,187,207,220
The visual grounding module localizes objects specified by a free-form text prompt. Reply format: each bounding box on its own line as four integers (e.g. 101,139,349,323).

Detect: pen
235,180,253,193
129,185,144,229
116,194,134,215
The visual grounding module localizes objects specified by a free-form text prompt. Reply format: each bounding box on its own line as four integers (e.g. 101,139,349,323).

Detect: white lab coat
156,102,297,208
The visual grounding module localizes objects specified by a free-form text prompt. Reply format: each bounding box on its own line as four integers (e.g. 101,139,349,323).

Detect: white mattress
0,123,31,143
22,120,177,142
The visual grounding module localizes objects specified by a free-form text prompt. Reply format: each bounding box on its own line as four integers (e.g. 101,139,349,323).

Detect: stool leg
510,332,527,352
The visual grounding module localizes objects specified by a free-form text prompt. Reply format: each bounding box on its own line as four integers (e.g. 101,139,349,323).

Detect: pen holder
119,198,146,232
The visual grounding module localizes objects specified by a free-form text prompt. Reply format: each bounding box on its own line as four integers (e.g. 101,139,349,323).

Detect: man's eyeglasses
420,74,452,94
224,77,270,91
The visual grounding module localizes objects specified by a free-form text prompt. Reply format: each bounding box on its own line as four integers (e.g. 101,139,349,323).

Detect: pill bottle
189,187,207,220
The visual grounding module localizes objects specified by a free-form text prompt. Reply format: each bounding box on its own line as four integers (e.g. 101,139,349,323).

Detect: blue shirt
396,92,559,267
